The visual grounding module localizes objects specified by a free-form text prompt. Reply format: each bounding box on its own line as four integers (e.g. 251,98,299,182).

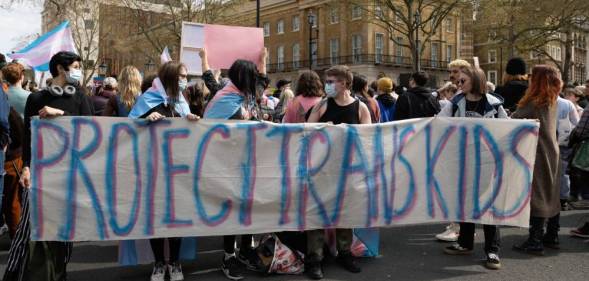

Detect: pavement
1,210,589,281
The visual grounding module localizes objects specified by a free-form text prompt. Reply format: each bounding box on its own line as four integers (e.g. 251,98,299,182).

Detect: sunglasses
325,79,338,84
457,79,467,85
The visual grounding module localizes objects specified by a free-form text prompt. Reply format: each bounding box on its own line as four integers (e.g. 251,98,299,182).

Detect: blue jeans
560,146,571,199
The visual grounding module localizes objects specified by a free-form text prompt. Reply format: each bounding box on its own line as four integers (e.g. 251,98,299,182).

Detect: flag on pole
161,46,172,64
9,21,77,72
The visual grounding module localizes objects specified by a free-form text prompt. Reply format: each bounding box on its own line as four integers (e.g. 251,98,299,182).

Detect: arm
258,47,268,75
21,95,34,188
569,102,580,126
199,48,210,73
307,99,328,123
359,102,372,124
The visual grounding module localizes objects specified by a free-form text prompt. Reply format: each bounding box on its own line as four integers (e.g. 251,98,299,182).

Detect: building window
395,37,404,64
431,42,439,67
445,18,454,33
488,49,497,63
309,11,318,28
84,20,95,30
330,39,339,65
556,47,562,61
330,6,339,24
293,43,300,68
263,22,270,37
395,11,403,23
446,44,453,62
266,49,270,69
277,46,284,70
292,16,300,31
352,5,362,20
277,20,284,34
488,70,498,86
375,5,384,19
375,33,384,63
352,34,362,63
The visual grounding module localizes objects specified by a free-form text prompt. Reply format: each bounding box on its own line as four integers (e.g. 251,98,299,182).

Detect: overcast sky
0,1,42,55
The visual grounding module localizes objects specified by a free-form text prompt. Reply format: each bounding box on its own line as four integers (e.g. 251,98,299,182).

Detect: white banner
30,117,539,241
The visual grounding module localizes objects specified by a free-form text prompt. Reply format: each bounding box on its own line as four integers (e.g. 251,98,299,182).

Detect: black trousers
457,223,500,254
224,234,253,254
150,238,181,263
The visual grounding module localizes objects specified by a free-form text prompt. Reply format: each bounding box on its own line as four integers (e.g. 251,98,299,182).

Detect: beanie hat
377,77,393,93
506,57,526,75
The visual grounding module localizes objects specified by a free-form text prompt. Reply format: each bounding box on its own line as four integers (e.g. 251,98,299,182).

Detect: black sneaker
237,247,258,270
484,252,501,270
305,262,323,280
221,256,244,280
443,243,473,255
513,239,544,256
336,252,361,273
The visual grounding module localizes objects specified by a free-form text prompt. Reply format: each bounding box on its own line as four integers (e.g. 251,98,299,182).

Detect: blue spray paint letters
105,123,142,236
296,129,332,230
162,128,194,227
456,127,469,221
385,125,417,223
235,123,267,226
60,118,108,240
424,124,457,219
265,125,304,225
193,124,233,226
136,120,171,235
472,125,504,219
31,120,70,240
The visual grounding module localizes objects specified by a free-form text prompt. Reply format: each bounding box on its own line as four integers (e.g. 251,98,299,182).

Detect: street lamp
98,61,107,77
308,11,317,69
414,11,421,72
145,60,155,73
256,0,260,27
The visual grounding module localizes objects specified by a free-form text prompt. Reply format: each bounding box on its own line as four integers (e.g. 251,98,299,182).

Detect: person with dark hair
352,73,380,123
1,62,30,118
184,79,210,117
3,51,92,281
28,81,39,93
282,70,324,123
203,49,268,281
92,77,117,116
141,73,158,94
274,78,291,99
495,57,529,114
394,71,440,120
512,65,561,256
306,65,371,280
375,77,396,122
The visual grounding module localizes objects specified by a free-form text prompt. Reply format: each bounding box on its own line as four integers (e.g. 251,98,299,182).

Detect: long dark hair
295,70,324,97
158,61,186,99
228,59,259,99
352,73,370,100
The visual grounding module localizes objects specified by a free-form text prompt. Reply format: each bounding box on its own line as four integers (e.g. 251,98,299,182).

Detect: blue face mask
178,79,188,92
66,69,83,84
324,83,337,98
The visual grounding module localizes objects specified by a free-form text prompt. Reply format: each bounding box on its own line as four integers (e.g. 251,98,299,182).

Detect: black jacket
393,86,440,120
495,80,528,113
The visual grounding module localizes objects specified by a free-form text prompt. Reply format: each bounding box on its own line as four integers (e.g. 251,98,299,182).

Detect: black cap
276,79,291,89
506,57,526,75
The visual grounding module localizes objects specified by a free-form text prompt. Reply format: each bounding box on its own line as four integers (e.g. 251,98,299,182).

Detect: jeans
559,146,571,199
306,228,353,263
458,223,500,254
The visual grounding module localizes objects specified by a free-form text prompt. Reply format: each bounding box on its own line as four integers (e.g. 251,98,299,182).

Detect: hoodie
376,93,396,122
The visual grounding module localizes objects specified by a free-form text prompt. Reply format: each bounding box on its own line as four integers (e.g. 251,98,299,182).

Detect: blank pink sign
204,24,264,70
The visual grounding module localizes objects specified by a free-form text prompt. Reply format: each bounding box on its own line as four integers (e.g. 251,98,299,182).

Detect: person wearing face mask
3,51,93,281
306,65,371,280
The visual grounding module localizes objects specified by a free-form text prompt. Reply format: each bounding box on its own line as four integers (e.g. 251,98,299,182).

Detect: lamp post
145,60,155,73
98,61,107,77
256,0,260,27
414,11,421,72
308,11,315,69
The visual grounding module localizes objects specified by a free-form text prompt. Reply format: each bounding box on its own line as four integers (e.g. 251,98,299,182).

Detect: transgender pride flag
9,21,77,72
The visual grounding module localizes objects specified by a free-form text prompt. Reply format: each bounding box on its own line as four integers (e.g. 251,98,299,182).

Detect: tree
347,0,464,71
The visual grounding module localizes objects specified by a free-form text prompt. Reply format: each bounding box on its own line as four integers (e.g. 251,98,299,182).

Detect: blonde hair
448,59,471,69
118,66,142,110
278,88,295,114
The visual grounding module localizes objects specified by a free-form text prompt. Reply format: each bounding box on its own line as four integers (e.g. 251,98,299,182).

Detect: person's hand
146,112,165,122
20,167,31,188
198,48,207,59
186,113,200,121
38,106,64,118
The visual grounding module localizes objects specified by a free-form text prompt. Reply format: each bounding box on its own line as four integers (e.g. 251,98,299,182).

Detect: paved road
2,210,589,281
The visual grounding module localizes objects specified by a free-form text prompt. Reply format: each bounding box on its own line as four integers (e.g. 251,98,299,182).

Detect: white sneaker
436,223,460,242
0,224,8,236
168,262,184,281
150,262,166,281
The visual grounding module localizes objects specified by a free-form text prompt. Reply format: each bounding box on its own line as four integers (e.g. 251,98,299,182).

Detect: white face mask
325,83,337,98
66,68,83,84
178,79,188,92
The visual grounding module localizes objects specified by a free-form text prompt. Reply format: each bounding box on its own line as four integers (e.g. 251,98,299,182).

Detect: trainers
444,243,473,255
168,262,184,281
513,239,544,256
237,247,257,270
484,252,501,270
436,223,459,242
0,224,8,237
150,262,166,281
571,223,589,238
222,256,244,280
305,262,324,280
335,252,361,273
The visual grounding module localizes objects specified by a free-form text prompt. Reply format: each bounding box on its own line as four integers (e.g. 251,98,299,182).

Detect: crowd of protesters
0,50,589,281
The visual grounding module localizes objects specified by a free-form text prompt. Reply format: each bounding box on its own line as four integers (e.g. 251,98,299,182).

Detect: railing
267,54,449,73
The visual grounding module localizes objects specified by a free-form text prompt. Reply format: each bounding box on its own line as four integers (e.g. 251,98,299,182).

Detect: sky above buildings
0,1,42,55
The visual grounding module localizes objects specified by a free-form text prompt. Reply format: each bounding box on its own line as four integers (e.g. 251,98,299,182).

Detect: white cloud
0,2,42,55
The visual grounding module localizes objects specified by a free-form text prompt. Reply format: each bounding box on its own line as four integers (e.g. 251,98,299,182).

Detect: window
431,42,439,67
277,20,284,34
309,11,317,28
446,45,453,62
395,11,403,23
375,5,384,19
352,5,362,19
330,6,339,24
446,18,454,33
488,49,497,63
556,47,562,61
263,22,270,37
375,33,384,63
84,20,95,30
266,49,270,69
395,36,404,64
488,70,498,86
292,44,300,68
352,34,362,63
292,16,300,31
330,39,339,65
277,46,284,70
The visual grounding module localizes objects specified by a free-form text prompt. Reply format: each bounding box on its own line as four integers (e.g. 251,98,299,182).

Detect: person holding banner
103,66,142,117
439,66,506,270
128,61,198,281
203,49,269,281
306,65,371,280
4,51,93,281
512,65,561,256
